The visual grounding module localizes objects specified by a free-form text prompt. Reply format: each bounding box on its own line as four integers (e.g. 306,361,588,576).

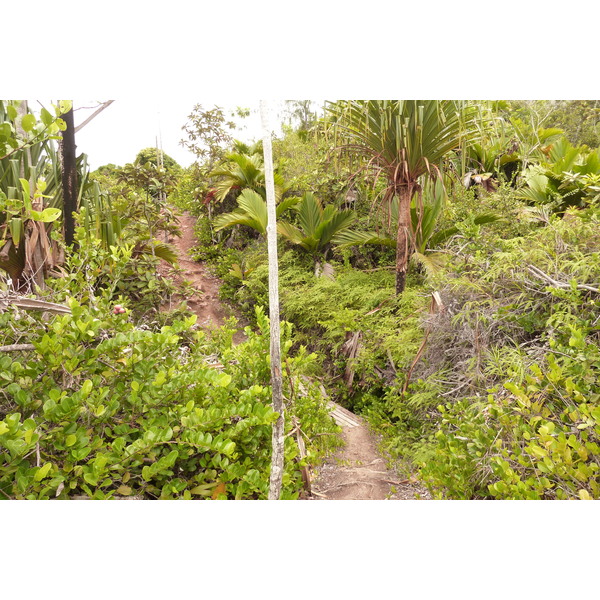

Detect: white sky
72,99,292,170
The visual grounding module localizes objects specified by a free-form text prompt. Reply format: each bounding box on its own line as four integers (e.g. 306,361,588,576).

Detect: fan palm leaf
210,152,287,202
212,189,299,235
278,192,356,256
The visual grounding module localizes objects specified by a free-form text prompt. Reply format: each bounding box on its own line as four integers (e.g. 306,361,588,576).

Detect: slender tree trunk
395,183,414,295
261,100,285,500
60,104,77,248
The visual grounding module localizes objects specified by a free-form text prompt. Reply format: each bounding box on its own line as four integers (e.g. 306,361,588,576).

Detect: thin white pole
260,100,285,500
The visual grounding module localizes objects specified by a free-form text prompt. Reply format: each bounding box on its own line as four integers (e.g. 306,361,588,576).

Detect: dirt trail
163,211,428,500
310,403,429,500
161,212,248,343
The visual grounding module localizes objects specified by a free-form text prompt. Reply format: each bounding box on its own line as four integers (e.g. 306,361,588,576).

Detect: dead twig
309,490,328,498
0,344,35,352
526,264,599,293
0,295,71,314
402,291,445,393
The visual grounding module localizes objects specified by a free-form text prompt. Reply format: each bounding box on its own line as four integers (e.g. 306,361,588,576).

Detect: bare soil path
161,211,248,343
163,211,429,500
310,402,430,500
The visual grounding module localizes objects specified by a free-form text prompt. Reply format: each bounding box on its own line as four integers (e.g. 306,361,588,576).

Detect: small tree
135,147,180,171
180,104,236,172
328,100,483,294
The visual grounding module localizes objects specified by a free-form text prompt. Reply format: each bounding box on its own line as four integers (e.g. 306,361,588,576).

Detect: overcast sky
71,99,295,170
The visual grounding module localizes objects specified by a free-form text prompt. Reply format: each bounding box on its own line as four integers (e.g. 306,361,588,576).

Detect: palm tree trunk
395,184,414,295
60,104,77,248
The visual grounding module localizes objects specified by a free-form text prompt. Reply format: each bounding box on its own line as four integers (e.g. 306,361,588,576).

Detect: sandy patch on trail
309,404,431,500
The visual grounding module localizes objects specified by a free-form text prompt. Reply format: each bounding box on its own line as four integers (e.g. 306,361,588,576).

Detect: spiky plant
209,151,287,202
327,100,483,293
333,178,502,277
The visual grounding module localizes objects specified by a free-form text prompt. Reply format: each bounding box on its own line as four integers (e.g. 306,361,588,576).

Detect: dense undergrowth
0,127,342,499
0,226,341,499
192,190,600,499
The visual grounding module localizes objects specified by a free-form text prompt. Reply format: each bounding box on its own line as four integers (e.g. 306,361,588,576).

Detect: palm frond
410,250,448,277
332,229,395,249
296,192,322,237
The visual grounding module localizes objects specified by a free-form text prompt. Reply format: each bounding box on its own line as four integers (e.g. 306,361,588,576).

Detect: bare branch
526,264,599,293
74,100,115,134
0,343,35,352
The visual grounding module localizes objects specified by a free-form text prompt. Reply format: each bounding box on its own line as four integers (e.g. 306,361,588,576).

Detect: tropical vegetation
2,98,600,500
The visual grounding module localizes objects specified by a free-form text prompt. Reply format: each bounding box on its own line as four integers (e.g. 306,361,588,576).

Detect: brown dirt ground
159,211,248,343
309,405,431,500
162,211,430,500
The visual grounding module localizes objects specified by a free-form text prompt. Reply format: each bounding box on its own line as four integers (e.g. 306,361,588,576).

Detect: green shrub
0,302,341,500
417,207,600,498
422,330,600,499
45,226,177,317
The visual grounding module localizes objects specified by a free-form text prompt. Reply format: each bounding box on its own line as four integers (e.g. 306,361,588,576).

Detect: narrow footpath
163,211,429,500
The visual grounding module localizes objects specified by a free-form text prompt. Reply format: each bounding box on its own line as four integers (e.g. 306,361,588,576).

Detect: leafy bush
422,326,600,499
0,301,341,500
46,225,178,317
416,207,600,498
237,248,426,409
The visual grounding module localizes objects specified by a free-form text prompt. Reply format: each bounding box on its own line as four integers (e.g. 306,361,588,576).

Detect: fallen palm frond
0,293,71,313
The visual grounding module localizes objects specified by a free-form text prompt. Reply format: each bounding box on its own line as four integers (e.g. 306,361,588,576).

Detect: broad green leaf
20,113,36,132
19,178,30,201
222,441,236,456
215,373,232,388
40,108,53,126
34,462,52,482
83,472,99,486
153,371,166,387
57,100,72,115
80,379,93,398
10,218,23,247
190,484,213,496
30,207,61,223
529,444,547,459
65,434,77,447
0,122,12,138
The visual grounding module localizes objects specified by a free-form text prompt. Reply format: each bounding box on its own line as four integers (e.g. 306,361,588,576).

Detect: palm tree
277,192,356,263
327,100,483,294
212,188,299,235
333,179,502,277
209,150,287,202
